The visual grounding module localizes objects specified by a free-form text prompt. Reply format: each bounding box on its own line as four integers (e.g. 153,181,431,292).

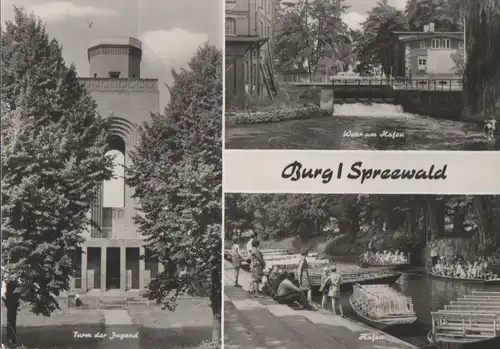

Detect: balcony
90,226,142,240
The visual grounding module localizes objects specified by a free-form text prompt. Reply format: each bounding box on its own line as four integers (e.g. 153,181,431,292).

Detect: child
484,115,497,140
319,266,331,309
231,237,242,287
328,266,344,317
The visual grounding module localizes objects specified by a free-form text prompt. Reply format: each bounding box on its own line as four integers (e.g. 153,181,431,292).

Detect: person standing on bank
329,266,344,317
231,237,242,287
298,250,312,302
319,266,331,309
246,232,257,292
250,239,266,297
246,232,256,259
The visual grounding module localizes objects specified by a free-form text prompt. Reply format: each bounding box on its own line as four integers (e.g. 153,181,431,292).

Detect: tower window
109,71,121,78
103,135,126,208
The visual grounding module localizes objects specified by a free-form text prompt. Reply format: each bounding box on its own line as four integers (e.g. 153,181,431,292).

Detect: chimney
429,22,435,32
423,25,429,32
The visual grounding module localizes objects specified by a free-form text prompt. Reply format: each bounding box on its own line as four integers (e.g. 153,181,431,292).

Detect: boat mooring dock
224,260,418,349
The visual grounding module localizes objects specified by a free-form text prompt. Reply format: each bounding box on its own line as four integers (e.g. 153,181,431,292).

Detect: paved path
224,260,418,349
97,309,140,349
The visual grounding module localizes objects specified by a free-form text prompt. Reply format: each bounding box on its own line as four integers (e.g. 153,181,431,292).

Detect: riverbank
224,261,418,349
241,235,365,262
225,104,498,150
225,105,329,126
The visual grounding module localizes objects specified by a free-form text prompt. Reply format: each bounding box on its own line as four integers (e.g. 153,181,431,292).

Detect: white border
224,150,500,194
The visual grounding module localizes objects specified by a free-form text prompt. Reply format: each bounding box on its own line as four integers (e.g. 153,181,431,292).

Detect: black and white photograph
224,193,500,349
225,0,500,151
1,1,222,349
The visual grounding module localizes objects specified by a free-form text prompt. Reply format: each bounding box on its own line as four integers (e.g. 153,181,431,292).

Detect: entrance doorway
106,247,120,290
87,247,101,289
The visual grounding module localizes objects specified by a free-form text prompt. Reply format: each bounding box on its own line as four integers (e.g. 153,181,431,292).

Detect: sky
343,0,408,30
284,0,408,31
1,0,223,109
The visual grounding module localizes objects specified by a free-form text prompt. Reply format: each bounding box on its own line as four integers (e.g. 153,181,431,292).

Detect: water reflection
226,104,500,150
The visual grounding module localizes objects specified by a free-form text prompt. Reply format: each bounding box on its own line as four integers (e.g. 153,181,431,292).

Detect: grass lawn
128,297,213,349
1,297,214,349
1,302,104,349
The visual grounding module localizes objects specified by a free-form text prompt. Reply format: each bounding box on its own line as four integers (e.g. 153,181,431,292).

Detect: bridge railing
279,75,464,91
391,78,463,91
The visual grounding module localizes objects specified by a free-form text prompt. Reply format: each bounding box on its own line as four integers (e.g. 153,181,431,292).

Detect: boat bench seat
437,324,498,333
454,300,500,305
435,332,494,340
445,305,500,311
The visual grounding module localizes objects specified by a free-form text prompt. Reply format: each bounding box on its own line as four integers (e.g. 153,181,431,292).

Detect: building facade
225,0,276,109
392,23,464,79
70,37,161,293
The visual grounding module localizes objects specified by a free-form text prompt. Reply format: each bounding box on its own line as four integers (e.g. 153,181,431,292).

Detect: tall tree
355,0,408,76
405,0,460,31
1,7,113,345
274,0,352,78
127,44,222,342
449,0,500,119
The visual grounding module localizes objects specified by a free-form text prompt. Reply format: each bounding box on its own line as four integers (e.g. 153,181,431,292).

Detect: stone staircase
63,290,150,309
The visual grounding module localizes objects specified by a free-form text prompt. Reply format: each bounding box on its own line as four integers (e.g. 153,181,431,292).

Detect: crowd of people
230,233,349,315
360,250,409,265
431,256,499,280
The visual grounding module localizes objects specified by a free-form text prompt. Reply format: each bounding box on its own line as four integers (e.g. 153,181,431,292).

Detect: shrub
194,341,221,349
225,105,328,126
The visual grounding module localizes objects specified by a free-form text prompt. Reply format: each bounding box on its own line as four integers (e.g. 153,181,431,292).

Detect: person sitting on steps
274,272,316,311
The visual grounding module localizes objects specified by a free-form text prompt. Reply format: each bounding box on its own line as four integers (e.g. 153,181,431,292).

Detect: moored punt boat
361,263,412,271
428,291,500,345
349,284,417,330
427,271,500,285
309,270,402,288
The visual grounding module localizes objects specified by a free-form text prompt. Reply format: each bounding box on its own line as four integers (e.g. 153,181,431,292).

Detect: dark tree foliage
354,0,408,76
1,7,113,345
226,194,500,253
455,0,500,118
405,0,461,31
274,0,353,77
126,43,222,341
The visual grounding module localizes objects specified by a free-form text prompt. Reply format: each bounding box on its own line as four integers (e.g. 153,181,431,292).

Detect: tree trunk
5,281,20,345
211,300,221,342
426,197,444,239
452,205,466,237
210,268,221,342
474,196,487,244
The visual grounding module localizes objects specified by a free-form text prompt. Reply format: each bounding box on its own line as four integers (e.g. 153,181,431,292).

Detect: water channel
226,104,500,150
310,262,500,349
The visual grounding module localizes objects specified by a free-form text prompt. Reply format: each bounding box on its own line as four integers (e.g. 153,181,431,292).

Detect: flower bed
225,105,328,126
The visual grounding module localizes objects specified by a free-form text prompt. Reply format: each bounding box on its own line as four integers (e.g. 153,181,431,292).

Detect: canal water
310,264,500,349
225,104,500,150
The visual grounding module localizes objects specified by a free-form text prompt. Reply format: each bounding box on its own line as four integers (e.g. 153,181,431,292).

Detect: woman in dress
250,239,266,296
319,266,331,309
231,237,242,287
298,250,312,302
